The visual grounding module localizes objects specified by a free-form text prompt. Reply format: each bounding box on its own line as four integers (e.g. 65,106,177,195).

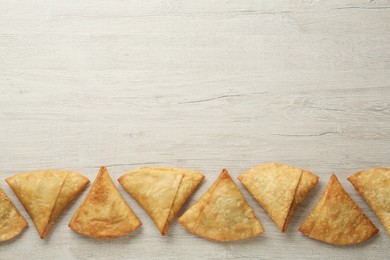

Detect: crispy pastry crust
69,166,141,239
238,162,319,232
348,168,390,235
6,170,89,239
179,169,264,241
299,174,378,245
0,188,28,242
118,167,204,235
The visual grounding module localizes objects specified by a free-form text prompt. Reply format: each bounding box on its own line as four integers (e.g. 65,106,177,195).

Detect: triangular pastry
6,170,89,239
69,166,141,239
42,172,91,238
299,174,378,245
0,188,28,242
238,163,318,231
118,167,204,235
348,168,390,235
179,169,264,241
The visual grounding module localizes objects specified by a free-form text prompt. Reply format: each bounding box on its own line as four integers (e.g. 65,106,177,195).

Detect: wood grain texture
0,0,389,259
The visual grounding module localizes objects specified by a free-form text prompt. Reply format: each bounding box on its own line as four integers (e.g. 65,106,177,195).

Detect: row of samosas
0,163,388,245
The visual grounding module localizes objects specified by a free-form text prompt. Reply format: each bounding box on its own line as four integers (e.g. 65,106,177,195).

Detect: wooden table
0,0,389,259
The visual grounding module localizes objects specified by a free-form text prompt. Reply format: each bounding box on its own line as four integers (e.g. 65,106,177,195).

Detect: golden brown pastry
6,170,89,239
0,188,28,242
238,162,319,232
299,174,378,245
118,167,204,235
348,168,390,235
179,169,264,241
69,166,141,239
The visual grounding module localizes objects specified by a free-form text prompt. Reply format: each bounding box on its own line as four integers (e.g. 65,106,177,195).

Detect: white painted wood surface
0,0,389,259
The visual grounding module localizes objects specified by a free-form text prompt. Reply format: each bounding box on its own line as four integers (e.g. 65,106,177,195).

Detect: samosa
179,169,264,241
6,170,89,239
299,174,378,245
118,167,204,235
69,166,141,239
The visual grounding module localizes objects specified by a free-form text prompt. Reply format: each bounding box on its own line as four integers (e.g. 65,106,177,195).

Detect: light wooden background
0,0,389,259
